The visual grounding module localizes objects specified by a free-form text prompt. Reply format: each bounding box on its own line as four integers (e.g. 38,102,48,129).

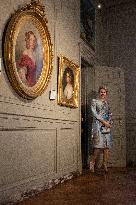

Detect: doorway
81,59,95,168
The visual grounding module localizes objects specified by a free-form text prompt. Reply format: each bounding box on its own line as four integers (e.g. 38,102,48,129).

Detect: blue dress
91,99,112,149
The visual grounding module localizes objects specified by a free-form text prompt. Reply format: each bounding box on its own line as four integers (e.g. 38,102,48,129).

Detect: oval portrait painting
4,1,53,99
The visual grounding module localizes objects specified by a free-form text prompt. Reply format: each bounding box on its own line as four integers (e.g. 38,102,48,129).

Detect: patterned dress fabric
91,99,112,149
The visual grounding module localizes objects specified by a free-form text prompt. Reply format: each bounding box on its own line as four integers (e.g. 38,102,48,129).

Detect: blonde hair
25,31,37,49
98,85,108,93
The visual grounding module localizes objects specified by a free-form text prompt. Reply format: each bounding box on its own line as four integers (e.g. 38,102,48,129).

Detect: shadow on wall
81,90,98,168
127,160,136,168
87,90,97,156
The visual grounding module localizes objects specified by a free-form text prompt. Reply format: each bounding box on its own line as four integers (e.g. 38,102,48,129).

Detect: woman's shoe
90,161,95,172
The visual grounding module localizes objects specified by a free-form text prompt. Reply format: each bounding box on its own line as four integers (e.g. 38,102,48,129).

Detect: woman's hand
18,67,27,85
103,121,111,128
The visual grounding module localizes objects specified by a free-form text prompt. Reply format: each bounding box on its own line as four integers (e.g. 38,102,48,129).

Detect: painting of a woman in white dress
62,67,74,100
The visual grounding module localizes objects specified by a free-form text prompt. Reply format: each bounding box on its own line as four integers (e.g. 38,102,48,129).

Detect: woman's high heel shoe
90,161,95,172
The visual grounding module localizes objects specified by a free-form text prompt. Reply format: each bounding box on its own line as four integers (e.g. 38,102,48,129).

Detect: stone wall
95,0,136,166
0,0,81,203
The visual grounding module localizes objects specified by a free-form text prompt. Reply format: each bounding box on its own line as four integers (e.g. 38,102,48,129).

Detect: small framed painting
58,55,80,108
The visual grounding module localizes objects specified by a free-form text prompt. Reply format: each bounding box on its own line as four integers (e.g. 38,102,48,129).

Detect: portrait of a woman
16,31,40,87
62,67,74,100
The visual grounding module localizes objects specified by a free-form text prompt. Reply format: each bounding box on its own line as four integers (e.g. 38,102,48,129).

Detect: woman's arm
91,99,111,128
18,67,27,85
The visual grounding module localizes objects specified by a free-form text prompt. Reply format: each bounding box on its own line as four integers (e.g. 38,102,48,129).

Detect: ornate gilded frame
3,1,53,99
58,55,80,108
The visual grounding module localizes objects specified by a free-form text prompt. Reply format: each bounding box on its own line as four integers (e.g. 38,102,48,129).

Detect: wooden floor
16,168,136,205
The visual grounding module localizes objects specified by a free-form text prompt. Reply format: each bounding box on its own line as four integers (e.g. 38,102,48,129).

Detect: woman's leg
90,148,100,172
103,148,110,172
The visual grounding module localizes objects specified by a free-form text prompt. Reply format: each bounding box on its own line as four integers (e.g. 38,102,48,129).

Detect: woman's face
26,34,36,50
66,73,71,83
99,88,107,100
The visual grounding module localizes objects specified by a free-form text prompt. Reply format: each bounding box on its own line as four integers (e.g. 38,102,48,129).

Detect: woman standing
90,86,112,173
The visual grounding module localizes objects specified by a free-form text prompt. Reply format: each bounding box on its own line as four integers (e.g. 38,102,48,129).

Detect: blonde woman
17,31,37,87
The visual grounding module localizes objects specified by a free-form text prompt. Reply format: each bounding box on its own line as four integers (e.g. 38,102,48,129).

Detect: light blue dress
91,99,112,149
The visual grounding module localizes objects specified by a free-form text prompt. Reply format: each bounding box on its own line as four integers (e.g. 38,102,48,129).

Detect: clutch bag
101,127,110,134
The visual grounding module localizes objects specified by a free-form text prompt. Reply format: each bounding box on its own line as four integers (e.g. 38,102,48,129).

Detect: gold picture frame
3,1,53,99
58,55,80,108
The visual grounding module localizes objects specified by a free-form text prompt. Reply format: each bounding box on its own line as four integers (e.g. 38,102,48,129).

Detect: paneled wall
0,0,81,203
